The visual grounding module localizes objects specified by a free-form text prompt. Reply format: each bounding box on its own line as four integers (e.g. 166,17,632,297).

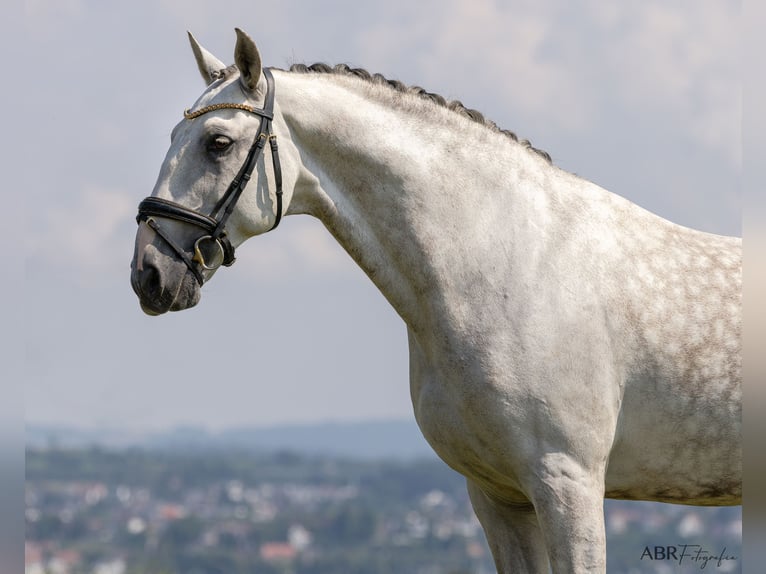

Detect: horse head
131,29,295,315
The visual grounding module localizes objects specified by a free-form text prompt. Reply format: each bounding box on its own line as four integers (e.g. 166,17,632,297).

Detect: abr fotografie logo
640,545,738,570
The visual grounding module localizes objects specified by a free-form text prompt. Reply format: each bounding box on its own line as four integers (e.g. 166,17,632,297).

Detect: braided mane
288,63,552,163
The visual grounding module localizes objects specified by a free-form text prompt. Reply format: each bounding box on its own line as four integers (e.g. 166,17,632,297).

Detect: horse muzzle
131,237,202,315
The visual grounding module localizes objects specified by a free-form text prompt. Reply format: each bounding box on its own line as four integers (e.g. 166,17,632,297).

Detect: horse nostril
132,261,175,315
142,264,162,299
131,259,162,300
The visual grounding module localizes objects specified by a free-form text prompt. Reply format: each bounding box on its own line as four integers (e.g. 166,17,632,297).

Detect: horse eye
208,135,233,152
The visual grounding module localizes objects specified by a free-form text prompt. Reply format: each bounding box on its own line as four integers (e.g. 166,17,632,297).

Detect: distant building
288,524,313,552
24,542,44,574
92,559,127,574
260,542,297,563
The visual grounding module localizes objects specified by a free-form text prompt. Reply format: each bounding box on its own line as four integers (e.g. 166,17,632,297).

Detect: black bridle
136,67,282,285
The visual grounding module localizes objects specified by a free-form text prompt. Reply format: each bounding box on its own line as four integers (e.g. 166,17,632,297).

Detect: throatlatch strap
269,134,283,230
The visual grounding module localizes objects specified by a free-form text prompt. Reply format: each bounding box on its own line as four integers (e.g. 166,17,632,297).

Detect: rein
136,67,283,285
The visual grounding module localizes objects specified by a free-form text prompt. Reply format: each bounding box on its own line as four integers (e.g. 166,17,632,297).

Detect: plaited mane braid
287,62,552,163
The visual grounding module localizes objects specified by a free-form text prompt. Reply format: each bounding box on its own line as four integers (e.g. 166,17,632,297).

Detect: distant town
26,423,741,574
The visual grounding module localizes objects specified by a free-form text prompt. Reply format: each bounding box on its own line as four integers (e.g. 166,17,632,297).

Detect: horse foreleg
467,479,550,573
528,455,607,573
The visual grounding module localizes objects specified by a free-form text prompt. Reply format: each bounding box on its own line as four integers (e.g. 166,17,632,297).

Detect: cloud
235,218,355,284
593,1,741,167
355,0,739,165
27,186,135,280
356,0,581,126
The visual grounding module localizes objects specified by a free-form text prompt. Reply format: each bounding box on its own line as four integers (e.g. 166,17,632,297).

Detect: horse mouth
131,264,201,315
135,284,201,315
141,305,162,316
139,298,170,316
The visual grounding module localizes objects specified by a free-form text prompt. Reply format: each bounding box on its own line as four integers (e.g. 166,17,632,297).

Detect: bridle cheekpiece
136,68,282,286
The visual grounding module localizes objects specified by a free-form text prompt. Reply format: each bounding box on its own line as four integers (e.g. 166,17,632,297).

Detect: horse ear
188,31,226,85
234,28,262,93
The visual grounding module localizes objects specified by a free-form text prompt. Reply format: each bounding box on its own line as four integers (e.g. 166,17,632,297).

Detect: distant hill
26,419,437,460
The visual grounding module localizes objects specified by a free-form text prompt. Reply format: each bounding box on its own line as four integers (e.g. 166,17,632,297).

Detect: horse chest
405,328,582,499
411,372,530,498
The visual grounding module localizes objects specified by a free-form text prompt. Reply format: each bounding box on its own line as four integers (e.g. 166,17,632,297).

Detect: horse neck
277,72,558,334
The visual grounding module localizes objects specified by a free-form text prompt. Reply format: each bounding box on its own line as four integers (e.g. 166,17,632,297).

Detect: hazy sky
21,1,740,432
